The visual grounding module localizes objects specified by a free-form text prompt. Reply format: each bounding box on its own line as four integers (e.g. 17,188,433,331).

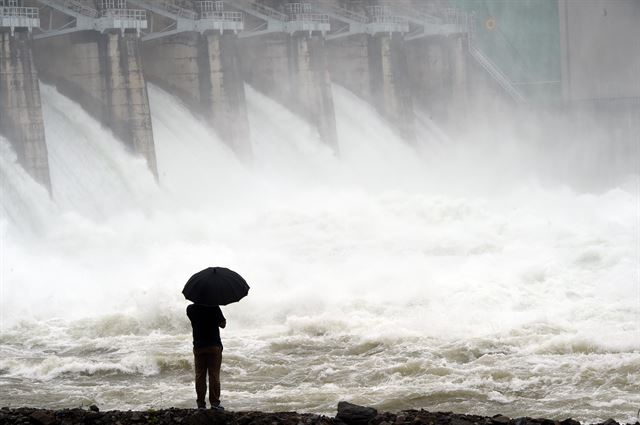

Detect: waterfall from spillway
0,83,638,422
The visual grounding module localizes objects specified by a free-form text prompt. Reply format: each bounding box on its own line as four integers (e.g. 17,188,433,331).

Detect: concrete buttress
288,34,338,151
406,34,470,129
328,33,416,143
142,32,251,159
103,32,157,177
200,32,251,159
326,34,371,100
368,34,416,143
406,37,449,123
241,33,338,152
34,31,158,179
447,34,469,122
0,30,51,192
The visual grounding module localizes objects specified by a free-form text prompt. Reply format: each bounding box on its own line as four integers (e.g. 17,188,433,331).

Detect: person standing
186,303,226,410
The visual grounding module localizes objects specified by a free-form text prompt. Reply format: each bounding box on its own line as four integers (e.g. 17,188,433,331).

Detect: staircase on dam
0,0,526,195
466,12,526,103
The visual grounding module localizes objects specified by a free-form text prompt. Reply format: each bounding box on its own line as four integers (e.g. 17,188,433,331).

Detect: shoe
210,405,225,412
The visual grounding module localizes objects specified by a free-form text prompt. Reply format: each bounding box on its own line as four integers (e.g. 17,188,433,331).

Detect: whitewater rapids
0,82,638,422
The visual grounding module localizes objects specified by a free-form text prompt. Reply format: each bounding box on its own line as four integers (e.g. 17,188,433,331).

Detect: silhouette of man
187,303,226,410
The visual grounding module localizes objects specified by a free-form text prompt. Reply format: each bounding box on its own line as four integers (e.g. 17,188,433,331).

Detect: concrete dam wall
35,30,158,178
0,0,473,193
0,29,50,192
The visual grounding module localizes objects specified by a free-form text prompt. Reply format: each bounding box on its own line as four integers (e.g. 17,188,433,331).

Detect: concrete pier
447,34,469,122
326,34,371,100
287,34,337,151
34,30,158,178
241,33,338,152
368,33,415,143
406,34,469,127
103,32,157,175
406,37,448,122
143,31,251,159
328,33,416,143
200,32,250,158
0,30,51,192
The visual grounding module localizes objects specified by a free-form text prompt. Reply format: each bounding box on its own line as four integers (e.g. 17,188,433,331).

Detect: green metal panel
451,0,562,101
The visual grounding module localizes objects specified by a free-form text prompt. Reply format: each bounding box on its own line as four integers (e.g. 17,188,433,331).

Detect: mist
1,0,639,422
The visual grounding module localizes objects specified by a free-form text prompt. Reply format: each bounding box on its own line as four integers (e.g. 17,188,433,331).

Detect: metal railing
400,7,441,25
286,12,329,23
318,3,367,24
0,5,38,18
155,0,197,19
285,3,311,14
247,1,286,21
199,10,242,22
54,0,99,17
368,14,408,25
100,7,146,21
196,1,224,13
100,0,126,9
440,7,467,28
365,5,408,31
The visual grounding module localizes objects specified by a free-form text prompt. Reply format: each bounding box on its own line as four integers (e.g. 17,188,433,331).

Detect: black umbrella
182,267,250,306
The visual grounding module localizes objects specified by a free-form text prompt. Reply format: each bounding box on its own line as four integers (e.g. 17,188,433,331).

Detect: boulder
337,401,378,425
30,410,55,425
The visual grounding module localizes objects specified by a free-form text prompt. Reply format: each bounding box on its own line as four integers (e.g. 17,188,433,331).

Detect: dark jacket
186,304,226,349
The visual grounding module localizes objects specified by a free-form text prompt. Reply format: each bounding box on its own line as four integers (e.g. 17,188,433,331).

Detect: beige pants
193,346,222,408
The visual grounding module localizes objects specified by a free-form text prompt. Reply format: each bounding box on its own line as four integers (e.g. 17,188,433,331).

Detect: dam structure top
127,0,244,41
0,0,39,34
231,1,330,38
314,3,408,40
381,3,468,40
35,0,147,39
6,1,472,42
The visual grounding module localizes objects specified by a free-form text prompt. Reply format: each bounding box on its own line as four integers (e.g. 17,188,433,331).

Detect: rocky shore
1,402,637,425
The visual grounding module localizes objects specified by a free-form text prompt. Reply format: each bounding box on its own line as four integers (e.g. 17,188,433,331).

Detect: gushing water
0,83,638,422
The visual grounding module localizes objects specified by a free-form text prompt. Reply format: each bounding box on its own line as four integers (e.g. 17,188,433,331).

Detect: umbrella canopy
183,267,250,306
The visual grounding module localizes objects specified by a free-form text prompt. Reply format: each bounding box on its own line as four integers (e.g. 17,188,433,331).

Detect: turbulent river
0,83,638,423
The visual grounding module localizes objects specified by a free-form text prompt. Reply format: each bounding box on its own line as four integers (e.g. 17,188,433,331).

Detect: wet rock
515,417,533,425
337,401,378,425
451,417,477,425
0,407,635,425
492,415,511,424
30,410,56,425
90,404,100,412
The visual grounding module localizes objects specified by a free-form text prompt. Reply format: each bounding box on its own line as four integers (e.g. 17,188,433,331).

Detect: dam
0,0,481,194
1,0,638,193
1,0,639,419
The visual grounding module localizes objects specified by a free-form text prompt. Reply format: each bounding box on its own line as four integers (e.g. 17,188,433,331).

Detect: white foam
0,82,638,422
